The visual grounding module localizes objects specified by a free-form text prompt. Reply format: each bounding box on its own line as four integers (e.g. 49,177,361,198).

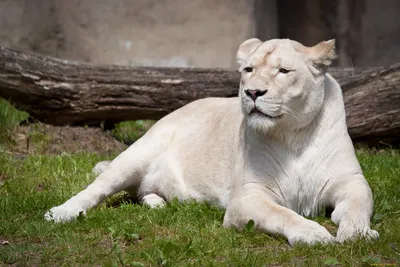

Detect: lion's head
237,38,336,132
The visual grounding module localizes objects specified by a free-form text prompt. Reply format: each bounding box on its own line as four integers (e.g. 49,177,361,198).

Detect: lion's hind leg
142,193,166,208
44,145,151,223
92,160,112,175
45,164,134,223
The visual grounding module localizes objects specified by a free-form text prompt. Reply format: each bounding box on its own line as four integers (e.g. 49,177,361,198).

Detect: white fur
45,38,378,245
142,193,166,208
92,160,111,175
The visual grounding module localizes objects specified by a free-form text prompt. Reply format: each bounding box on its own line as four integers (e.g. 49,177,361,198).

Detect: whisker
283,107,301,121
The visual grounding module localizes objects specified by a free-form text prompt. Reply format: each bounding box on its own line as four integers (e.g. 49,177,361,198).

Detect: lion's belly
140,151,234,208
135,97,244,208
139,127,242,209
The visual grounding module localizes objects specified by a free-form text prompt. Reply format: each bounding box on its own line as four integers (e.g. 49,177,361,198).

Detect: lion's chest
279,161,327,217
255,149,330,217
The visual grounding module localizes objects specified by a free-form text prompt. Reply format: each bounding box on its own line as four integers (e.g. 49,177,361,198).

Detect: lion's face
237,38,336,132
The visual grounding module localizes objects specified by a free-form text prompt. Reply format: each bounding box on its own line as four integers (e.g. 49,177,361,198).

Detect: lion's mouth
250,107,282,119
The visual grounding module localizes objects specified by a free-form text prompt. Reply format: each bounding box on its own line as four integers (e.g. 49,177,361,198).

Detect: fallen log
0,46,399,142
341,64,400,142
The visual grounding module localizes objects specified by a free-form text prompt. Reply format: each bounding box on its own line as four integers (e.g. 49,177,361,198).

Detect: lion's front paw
288,221,335,246
44,204,86,223
336,221,379,243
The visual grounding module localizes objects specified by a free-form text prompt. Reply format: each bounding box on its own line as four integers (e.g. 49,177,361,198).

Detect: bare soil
8,124,126,156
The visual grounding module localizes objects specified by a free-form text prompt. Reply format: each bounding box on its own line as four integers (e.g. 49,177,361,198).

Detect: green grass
0,150,399,266
0,99,29,144
112,120,155,145
0,99,399,266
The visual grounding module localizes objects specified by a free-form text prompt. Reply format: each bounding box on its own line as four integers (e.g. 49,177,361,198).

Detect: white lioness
45,38,378,245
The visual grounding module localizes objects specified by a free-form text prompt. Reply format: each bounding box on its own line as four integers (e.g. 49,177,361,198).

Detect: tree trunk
0,46,399,142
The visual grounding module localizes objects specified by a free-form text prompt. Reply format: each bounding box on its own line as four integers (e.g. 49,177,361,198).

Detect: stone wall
0,0,399,68
0,0,255,68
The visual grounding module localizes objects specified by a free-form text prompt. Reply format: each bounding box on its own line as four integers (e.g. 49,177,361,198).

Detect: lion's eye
243,67,253,73
279,68,291,74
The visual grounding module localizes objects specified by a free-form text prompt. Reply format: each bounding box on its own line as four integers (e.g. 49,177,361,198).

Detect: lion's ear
236,38,263,67
308,39,337,71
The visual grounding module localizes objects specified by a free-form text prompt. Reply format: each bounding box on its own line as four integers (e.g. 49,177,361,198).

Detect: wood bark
0,46,399,142
341,64,400,142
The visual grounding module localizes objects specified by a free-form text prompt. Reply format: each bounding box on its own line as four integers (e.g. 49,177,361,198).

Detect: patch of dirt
8,124,126,155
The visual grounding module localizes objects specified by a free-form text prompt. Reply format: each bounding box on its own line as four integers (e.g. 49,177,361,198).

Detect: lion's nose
244,89,267,101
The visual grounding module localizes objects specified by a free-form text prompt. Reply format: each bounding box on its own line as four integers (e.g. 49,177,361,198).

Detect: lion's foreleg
223,191,334,246
327,175,379,242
